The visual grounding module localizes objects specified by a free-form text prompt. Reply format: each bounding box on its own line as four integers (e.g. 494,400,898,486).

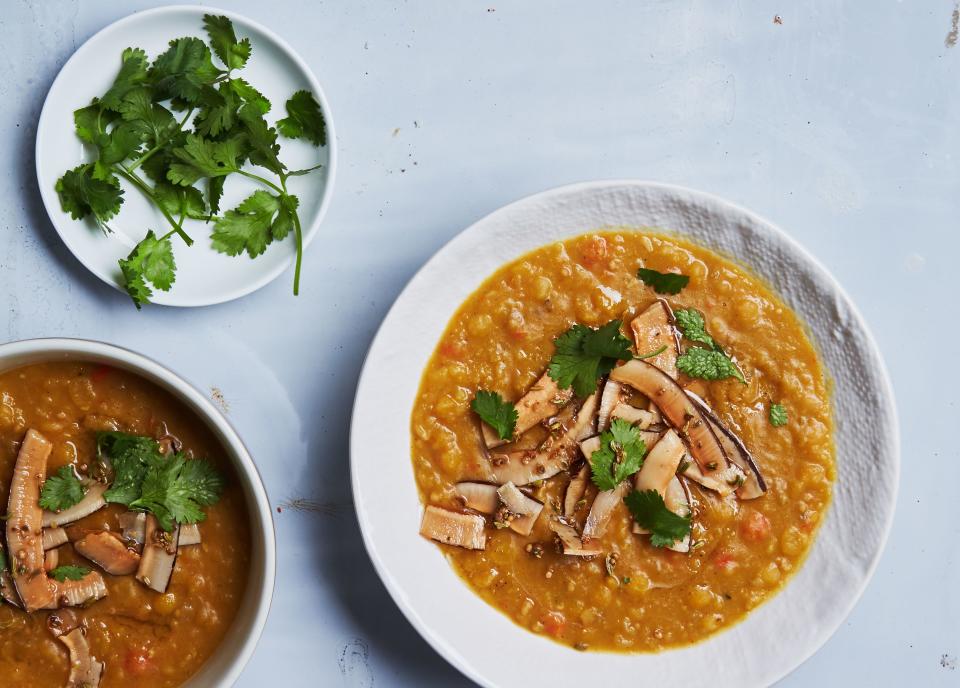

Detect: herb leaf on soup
548,320,634,397
769,403,788,427
624,489,691,548
471,391,518,441
677,347,745,383
590,419,647,491
674,308,716,349
636,267,690,295
39,466,86,512
49,565,92,582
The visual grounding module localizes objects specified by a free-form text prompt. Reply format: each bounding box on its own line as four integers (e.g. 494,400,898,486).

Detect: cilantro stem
238,170,283,194
116,166,194,246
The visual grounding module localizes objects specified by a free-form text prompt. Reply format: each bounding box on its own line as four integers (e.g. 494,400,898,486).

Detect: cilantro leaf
238,106,284,174
548,320,634,397
150,37,223,103
637,267,690,295
625,489,691,547
154,183,206,219
636,344,667,360
118,231,176,309
49,565,92,582
471,390,518,441
277,90,327,147
130,453,224,531
192,83,240,138
168,134,242,185
39,466,86,512
118,88,177,147
99,47,150,111
228,78,271,114
590,419,647,491
674,309,716,349
211,190,285,258
73,104,116,144
769,403,788,427
677,347,745,383
207,176,226,215
95,121,144,166
203,14,251,70
99,431,164,504
55,164,124,223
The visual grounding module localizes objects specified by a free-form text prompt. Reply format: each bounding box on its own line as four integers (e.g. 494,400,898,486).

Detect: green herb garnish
39,466,86,512
55,14,327,308
636,268,689,295
635,344,668,360
98,431,224,531
590,419,647,491
49,565,92,582
674,309,715,349
769,403,788,427
624,489,691,548
0,548,7,572
471,391,518,441
677,347,745,383
548,320,634,397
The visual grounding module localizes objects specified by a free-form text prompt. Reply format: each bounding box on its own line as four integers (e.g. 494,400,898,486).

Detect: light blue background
2,1,956,685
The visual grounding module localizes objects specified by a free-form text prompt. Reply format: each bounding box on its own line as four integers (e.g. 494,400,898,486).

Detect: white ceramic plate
351,181,899,687
35,5,337,307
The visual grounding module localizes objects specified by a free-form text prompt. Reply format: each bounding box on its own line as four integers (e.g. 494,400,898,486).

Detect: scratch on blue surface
339,638,374,687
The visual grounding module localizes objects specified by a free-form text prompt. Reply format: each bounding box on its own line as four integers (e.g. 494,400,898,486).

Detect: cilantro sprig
590,419,647,491
673,307,745,383
49,565,92,582
625,489,691,547
97,431,224,532
55,14,328,308
39,466,86,512
637,268,690,295
471,391,518,441
548,320,634,397
769,403,788,427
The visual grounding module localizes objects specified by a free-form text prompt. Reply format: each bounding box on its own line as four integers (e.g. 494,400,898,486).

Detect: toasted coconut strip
629,299,681,378
454,482,499,514
481,372,574,448
634,429,685,495
548,518,602,557
58,627,104,688
582,482,630,541
686,392,767,499
47,575,107,609
681,456,742,497
488,393,598,486
44,547,59,572
42,527,69,551
496,482,544,536
42,483,108,528
419,506,486,550
634,475,692,553
597,380,625,432
7,430,59,611
610,360,728,476
117,511,146,546
563,464,590,518
609,403,657,428
178,524,202,547
75,531,141,576
136,515,179,592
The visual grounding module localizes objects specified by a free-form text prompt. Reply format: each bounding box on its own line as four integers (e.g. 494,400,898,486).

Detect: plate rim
350,179,900,688
34,3,338,307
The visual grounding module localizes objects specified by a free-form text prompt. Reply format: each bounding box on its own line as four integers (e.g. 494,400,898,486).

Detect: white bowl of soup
0,338,275,688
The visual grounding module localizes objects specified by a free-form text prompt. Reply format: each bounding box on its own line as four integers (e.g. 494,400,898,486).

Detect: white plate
351,181,899,687
35,5,337,307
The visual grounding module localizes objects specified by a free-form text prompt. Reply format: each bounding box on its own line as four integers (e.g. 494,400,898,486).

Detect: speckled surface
0,1,956,686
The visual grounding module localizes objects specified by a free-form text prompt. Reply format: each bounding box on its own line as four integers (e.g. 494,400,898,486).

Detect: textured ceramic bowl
351,181,899,687
0,338,275,687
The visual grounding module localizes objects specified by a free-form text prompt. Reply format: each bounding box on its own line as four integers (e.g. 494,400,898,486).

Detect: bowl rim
34,3,339,307
350,179,900,688
0,337,276,687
